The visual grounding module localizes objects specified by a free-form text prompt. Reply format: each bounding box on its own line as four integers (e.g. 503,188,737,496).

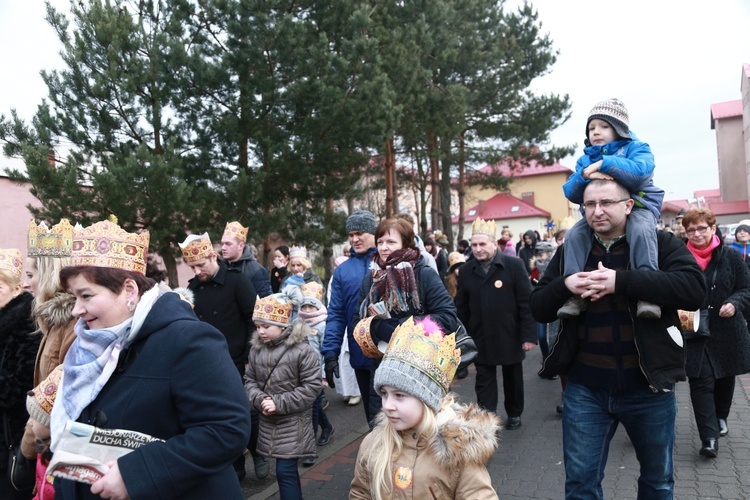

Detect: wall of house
464,171,576,228
743,66,750,207
0,177,42,274
715,115,746,203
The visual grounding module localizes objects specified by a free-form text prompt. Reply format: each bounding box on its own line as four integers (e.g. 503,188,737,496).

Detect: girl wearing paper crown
50,218,251,500
244,288,321,499
350,316,499,499
0,248,40,499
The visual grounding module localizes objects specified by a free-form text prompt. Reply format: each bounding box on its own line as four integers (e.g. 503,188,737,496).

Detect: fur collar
35,292,76,329
429,396,500,467
250,320,311,349
0,292,35,341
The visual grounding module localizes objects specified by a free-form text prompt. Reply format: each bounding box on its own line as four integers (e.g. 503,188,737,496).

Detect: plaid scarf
367,247,421,314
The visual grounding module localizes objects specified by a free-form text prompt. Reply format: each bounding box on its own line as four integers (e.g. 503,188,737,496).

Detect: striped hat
586,98,630,140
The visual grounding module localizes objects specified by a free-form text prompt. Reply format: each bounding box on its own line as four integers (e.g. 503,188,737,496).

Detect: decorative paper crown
289,246,308,259
0,248,23,280
26,365,63,428
223,221,248,243
472,217,496,238
179,233,213,263
28,218,74,257
300,282,324,302
72,216,149,275
374,316,461,411
253,294,294,327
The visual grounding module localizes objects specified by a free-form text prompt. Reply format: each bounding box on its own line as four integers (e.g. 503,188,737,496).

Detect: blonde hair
31,256,72,326
361,399,438,500
289,256,312,271
0,268,21,289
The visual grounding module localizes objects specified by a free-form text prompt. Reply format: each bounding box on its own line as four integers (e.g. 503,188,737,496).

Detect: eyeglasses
685,225,712,235
581,199,630,210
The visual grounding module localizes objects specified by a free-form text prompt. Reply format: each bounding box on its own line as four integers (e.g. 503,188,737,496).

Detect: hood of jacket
35,292,75,329
523,230,537,249
429,396,499,467
236,244,258,264
250,320,310,350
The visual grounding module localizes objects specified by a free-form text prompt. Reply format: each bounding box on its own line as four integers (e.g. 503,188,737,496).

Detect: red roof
453,192,550,224
708,199,750,216
710,100,742,129
476,158,572,178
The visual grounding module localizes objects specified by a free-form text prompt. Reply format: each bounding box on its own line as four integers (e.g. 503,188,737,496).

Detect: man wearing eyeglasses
529,179,706,499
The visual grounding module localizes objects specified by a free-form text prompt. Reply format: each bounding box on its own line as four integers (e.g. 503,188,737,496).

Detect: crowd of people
1,97,750,500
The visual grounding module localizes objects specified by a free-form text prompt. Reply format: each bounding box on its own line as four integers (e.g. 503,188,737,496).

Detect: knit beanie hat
736,224,750,236
26,366,63,428
373,316,461,412
346,210,378,235
586,98,631,141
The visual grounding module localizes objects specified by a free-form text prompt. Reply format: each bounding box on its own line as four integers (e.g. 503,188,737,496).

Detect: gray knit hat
373,316,460,412
586,98,631,141
346,210,378,235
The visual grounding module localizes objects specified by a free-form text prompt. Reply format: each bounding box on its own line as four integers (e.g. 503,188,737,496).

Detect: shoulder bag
683,249,720,340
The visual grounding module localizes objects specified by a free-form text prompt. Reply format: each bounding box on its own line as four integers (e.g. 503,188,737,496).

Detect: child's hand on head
583,160,604,179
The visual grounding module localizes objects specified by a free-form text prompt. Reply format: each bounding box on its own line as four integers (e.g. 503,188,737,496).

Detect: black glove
324,357,340,389
372,317,400,343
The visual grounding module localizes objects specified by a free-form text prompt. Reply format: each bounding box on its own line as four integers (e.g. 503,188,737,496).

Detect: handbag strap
261,345,290,392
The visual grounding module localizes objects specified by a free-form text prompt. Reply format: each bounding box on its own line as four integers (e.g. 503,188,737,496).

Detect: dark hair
682,208,716,228
374,218,416,249
423,237,437,256
458,239,469,249
60,266,156,296
145,258,167,283
275,245,290,258
554,229,568,243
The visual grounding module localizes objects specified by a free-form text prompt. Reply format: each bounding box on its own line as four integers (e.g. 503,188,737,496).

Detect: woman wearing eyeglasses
682,208,750,458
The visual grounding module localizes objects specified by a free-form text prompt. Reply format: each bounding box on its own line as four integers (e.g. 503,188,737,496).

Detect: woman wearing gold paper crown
0,248,40,499
350,316,499,499
20,219,78,463
49,218,251,500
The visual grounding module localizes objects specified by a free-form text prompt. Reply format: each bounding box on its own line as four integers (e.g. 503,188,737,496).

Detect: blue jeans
276,458,302,499
563,382,676,500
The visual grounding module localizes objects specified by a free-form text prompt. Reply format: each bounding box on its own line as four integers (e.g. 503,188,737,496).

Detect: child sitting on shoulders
350,316,499,500
559,98,664,320
244,288,321,499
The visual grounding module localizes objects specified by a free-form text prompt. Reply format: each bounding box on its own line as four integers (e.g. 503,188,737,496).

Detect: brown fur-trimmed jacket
350,396,500,499
21,292,77,458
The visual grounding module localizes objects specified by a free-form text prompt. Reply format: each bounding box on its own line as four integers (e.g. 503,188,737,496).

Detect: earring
127,300,135,312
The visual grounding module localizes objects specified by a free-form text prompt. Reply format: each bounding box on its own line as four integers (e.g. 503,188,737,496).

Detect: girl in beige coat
350,316,499,499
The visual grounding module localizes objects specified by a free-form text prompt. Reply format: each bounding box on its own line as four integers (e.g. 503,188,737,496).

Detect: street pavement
242,347,750,499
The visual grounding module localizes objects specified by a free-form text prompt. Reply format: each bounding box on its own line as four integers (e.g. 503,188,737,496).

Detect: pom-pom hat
586,98,631,140
374,316,461,412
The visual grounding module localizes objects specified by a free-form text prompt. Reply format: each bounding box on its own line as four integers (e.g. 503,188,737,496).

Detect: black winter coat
0,292,40,466
456,251,536,366
530,231,706,391
686,245,750,379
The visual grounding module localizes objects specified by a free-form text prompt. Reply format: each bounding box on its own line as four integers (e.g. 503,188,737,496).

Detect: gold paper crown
179,233,213,263
0,248,23,280
289,246,308,259
300,282,324,302
471,217,497,238
27,218,74,257
72,216,149,275
383,317,461,393
223,221,248,243
253,294,293,327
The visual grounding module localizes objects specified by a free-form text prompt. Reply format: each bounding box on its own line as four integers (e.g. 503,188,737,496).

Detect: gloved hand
372,318,400,343
324,357,340,389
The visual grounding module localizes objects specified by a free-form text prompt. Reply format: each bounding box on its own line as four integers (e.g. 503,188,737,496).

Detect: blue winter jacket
321,247,377,370
55,292,251,500
563,133,664,219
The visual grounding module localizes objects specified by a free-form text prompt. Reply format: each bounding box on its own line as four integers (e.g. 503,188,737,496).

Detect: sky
1,1,750,202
